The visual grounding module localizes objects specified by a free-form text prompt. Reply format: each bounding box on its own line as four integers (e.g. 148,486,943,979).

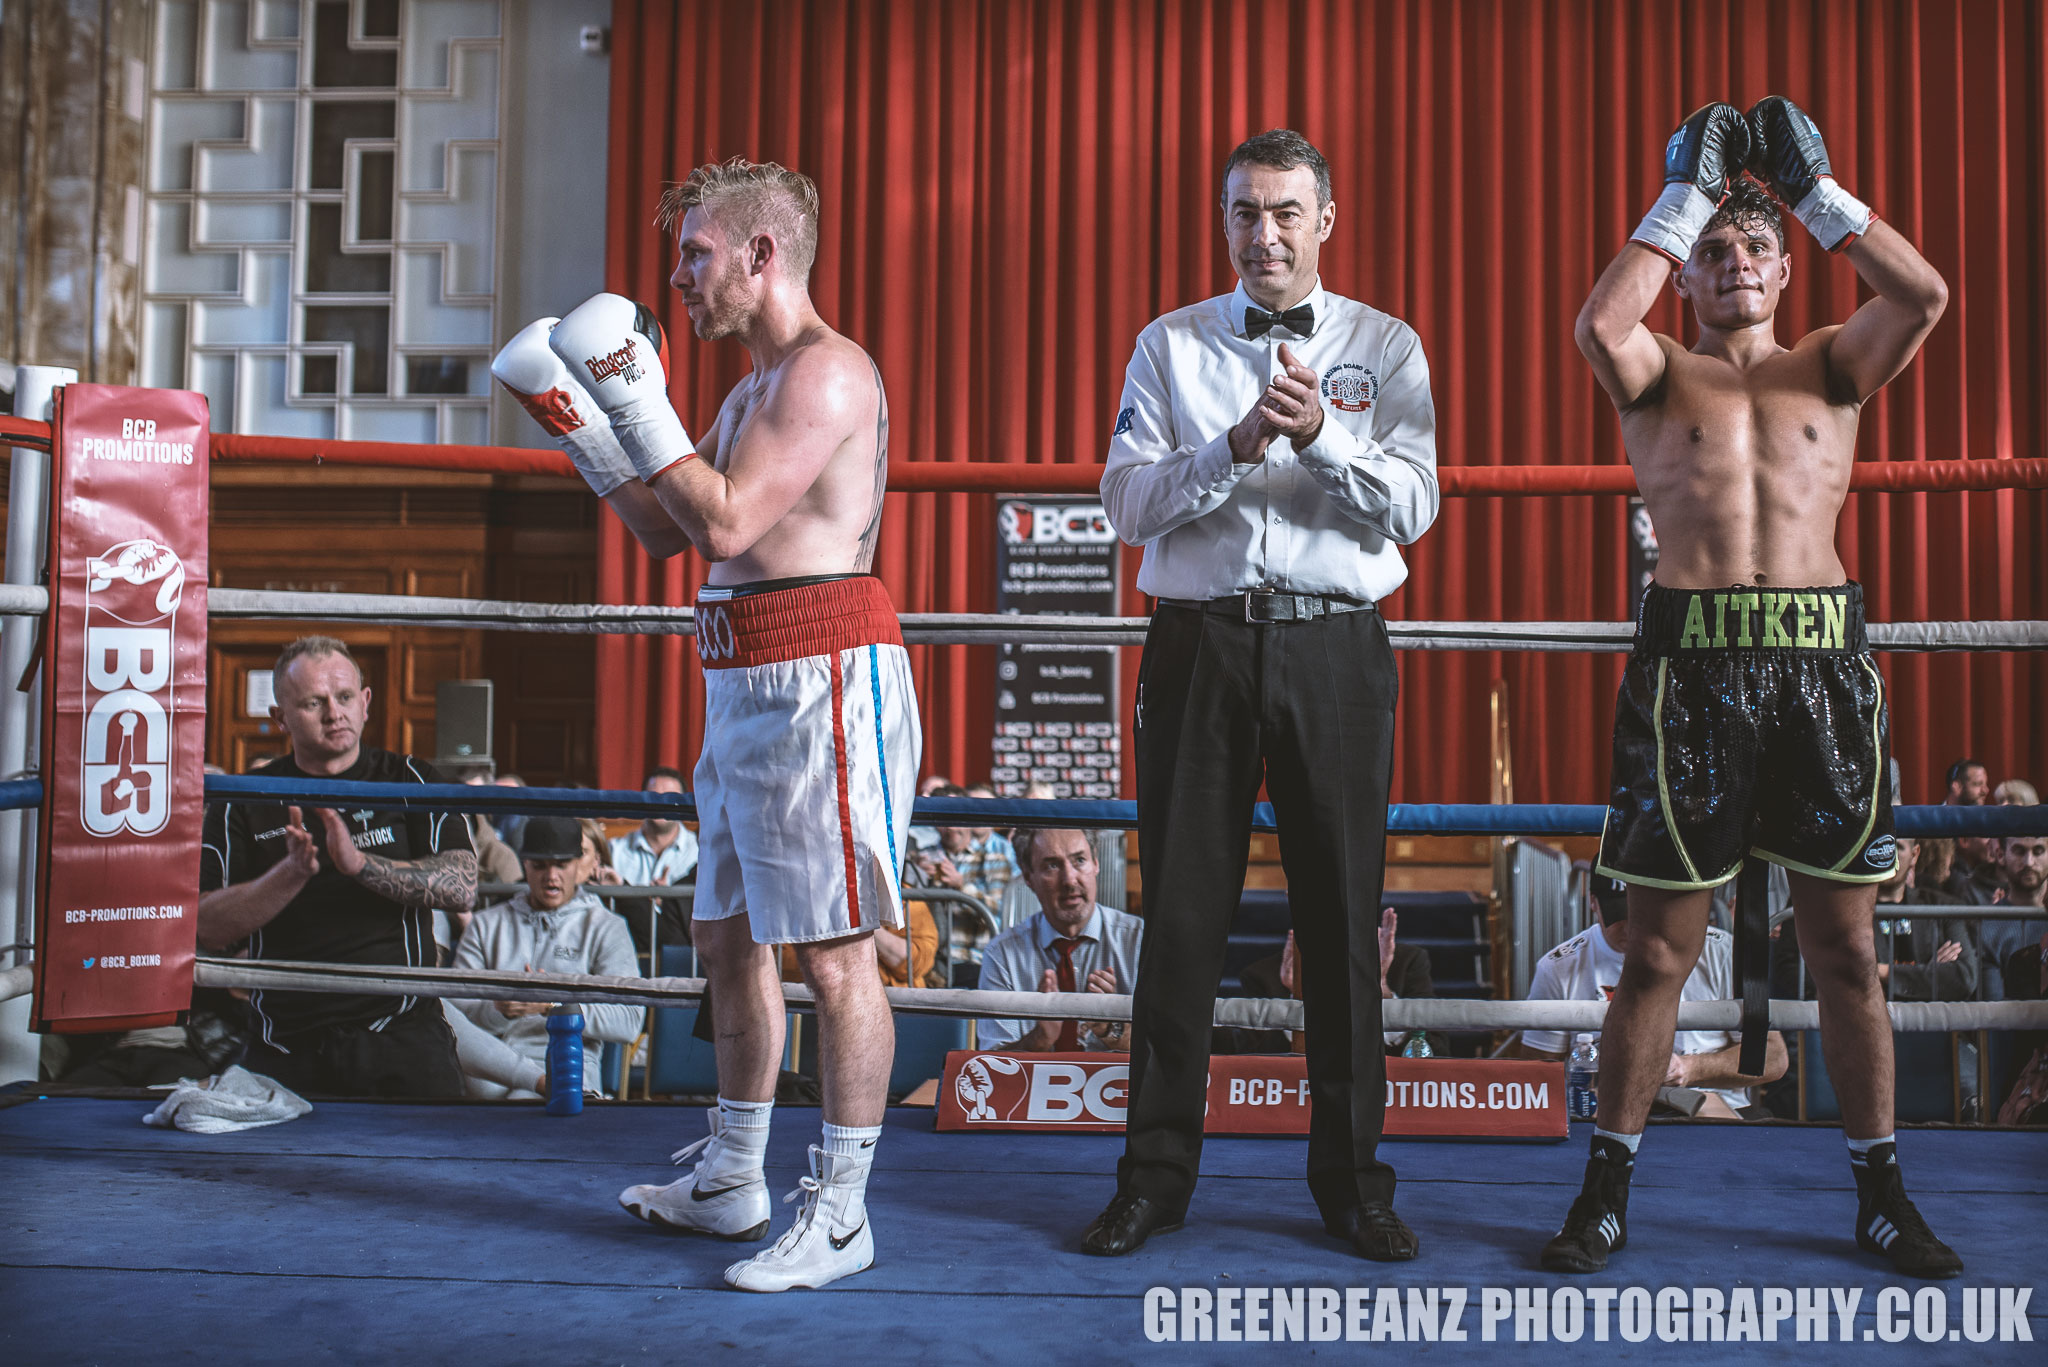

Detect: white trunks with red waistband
692,576,922,945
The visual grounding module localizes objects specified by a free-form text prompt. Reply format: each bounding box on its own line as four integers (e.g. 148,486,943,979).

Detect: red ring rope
6,416,2046,496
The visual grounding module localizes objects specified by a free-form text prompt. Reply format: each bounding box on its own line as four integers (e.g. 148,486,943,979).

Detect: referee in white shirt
1083,130,1439,1262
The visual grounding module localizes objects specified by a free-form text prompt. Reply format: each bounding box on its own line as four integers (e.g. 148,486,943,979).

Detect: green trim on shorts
1651,658,1705,885
1827,656,1888,874
1593,860,1742,893
1751,849,1894,884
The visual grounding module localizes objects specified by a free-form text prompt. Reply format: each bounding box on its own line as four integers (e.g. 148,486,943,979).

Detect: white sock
1594,1126,1642,1155
717,1095,773,1156
822,1121,881,1163
1847,1134,1895,1166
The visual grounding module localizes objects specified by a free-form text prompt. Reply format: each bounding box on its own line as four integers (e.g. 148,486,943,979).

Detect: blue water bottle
545,1003,585,1116
1567,1035,1599,1121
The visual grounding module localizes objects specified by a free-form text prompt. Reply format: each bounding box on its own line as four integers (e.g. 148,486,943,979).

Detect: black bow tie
1245,303,1314,339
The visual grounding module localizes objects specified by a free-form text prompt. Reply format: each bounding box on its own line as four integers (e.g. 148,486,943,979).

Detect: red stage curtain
601,0,2047,804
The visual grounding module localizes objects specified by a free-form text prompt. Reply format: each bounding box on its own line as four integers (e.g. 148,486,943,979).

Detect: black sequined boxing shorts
1596,582,1897,891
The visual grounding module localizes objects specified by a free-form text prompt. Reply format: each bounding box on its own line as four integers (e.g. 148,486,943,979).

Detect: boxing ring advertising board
31,384,210,1032
991,495,1121,798
939,1051,1568,1139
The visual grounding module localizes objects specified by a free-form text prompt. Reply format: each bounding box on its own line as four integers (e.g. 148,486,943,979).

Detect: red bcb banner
937,1051,1567,1139
31,384,210,1032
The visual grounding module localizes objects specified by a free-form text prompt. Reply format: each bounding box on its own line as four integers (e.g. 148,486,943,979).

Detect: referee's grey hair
1221,129,1333,209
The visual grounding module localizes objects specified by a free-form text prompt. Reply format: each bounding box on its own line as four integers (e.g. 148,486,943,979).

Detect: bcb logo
1000,502,1115,545
81,539,185,838
950,1053,1128,1126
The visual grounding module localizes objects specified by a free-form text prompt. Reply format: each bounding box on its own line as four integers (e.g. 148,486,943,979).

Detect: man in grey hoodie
449,815,642,1097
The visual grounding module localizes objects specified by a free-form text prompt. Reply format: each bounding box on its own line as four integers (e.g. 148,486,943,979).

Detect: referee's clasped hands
1230,342,1326,463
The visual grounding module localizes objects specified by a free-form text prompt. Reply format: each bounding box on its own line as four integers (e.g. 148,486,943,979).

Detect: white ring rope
181,957,2048,1034
0,584,2039,651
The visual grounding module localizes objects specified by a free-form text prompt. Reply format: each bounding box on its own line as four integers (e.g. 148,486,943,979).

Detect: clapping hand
311,807,364,876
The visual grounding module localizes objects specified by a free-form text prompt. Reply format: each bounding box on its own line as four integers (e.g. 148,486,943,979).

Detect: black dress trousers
1118,601,1399,1220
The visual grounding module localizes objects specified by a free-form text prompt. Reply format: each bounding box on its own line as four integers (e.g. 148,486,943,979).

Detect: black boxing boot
1851,1141,1964,1279
1541,1134,1635,1274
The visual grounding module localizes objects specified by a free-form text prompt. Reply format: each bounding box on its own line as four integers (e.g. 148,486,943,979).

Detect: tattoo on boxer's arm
351,849,479,912
856,359,889,572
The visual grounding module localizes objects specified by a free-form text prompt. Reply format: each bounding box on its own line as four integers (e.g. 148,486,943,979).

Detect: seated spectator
1979,834,2048,1001
1940,760,2005,906
608,766,697,956
198,636,477,1099
906,772,954,858
914,783,1021,985
782,900,940,990
1512,876,1786,1119
1996,931,2048,1124
449,816,642,1098
1994,777,2040,807
1915,837,1956,894
1945,757,1990,806
1776,838,1979,1002
1231,911,1444,1056
1947,824,2006,906
492,773,531,854
457,773,523,906
996,784,1130,924
976,828,1142,1052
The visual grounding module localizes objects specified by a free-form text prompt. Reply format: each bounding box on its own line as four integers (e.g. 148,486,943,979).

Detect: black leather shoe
1326,1202,1419,1261
1080,1194,1184,1256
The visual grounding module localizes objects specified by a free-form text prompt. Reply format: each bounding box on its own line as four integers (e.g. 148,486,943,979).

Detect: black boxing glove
1747,96,1872,251
1631,103,1751,263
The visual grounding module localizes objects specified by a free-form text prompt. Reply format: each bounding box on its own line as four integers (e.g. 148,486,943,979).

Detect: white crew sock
716,1095,773,1157
1593,1126,1642,1156
822,1121,881,1163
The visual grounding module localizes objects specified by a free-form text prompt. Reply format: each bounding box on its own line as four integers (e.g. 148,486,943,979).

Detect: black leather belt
1158,591,1376,624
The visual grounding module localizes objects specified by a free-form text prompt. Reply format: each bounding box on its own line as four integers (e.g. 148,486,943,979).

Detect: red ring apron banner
937,1051,1568,1139
31,384,210,1033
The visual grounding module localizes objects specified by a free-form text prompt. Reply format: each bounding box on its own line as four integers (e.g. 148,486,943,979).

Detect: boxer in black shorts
1600,582,1896,892
1546,98,1960,1278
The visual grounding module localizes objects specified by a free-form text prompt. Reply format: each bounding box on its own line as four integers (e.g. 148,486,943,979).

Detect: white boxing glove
549,294,696,484
491,317,638,497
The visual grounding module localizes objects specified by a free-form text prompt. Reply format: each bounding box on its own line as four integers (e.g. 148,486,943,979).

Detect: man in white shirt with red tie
1088,129,1439,1262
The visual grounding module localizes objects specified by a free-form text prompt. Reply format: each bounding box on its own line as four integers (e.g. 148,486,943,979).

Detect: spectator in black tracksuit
199,637,477,1098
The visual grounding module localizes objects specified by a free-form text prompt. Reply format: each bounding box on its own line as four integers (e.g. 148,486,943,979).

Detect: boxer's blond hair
657,157,820,283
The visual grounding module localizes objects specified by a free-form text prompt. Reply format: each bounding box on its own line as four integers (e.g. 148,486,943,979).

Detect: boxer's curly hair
656,157,821,283
1704,176,1785,254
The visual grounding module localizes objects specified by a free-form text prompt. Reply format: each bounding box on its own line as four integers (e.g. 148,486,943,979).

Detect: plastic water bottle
545,1003,584,1116
1567,1035,1599,1121
1400,1030,1434,1058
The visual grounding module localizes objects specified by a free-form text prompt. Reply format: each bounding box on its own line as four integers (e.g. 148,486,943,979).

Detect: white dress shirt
1100,278,1439,602
977,904,1145,1051
609,826,697,886
1523,924,1752,1110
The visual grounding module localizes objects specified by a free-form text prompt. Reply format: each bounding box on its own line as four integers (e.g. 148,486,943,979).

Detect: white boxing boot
619,1107,771,1241
724,1145,875,1292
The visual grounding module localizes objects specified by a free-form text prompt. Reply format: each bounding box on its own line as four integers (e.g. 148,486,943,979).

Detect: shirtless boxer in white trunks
492,157,916,1293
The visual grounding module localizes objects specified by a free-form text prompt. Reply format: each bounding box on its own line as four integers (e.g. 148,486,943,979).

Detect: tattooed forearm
352,850,479,913
855,357,889,572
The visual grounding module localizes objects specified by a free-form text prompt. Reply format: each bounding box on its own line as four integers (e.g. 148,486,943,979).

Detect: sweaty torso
1623,333,1860,588
705,331,890,585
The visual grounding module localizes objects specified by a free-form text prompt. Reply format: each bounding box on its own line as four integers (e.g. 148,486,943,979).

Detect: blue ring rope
2,776,2040,839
